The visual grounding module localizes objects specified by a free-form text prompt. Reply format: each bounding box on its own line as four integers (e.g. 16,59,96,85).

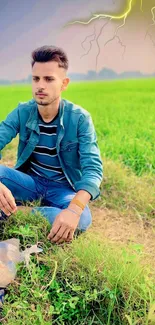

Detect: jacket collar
26,98,64,134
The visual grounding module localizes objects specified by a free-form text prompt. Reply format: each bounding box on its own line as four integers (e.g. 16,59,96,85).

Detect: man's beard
35,99,49,106
35,95,60,106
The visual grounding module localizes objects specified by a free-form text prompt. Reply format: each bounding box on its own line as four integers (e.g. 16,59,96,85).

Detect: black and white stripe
33,146,57,157
39,124,57,135
30,158,63,173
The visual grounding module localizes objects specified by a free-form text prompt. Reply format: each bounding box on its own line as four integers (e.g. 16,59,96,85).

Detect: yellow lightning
64,0,133,26
63,1,155,72
63,0,134,72
151,6,155,25
145,6,155,41
140,0,143,12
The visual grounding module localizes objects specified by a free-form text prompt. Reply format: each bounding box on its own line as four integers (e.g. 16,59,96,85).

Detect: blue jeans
0,165,92,231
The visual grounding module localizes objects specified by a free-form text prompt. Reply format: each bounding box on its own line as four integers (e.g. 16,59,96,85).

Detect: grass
0,211,155,325
98,158,155,218
0,80,155,324
68,79,155,177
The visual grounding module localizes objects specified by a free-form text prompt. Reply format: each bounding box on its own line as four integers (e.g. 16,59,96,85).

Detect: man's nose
37,80,46,89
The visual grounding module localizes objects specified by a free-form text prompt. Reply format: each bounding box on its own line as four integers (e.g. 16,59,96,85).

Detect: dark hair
31,45,69,70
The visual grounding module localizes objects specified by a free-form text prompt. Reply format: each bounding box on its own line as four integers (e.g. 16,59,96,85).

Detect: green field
0,80,155,324
0,78,154,176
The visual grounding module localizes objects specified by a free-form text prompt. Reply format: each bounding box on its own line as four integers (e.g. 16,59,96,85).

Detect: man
0,45,103,244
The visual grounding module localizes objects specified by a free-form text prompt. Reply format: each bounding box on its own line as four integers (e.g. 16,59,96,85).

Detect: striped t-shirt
29,110,67,182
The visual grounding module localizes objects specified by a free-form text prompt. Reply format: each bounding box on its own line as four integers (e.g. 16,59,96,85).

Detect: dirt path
89,206,155,271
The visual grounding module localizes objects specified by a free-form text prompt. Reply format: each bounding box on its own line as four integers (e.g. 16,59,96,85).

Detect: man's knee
0,165,10,182
78,205,92,231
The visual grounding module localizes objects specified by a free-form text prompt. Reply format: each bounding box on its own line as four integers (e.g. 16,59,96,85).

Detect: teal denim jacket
0,98,103,200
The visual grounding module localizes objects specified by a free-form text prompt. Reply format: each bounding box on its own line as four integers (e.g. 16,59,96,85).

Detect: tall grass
0,79,155,176
0,211,154,325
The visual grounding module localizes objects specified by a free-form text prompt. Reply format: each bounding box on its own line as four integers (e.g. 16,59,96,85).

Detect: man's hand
0,182,17,216
47,209,80,244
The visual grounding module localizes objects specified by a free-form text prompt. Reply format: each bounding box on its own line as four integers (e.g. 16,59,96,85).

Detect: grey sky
0,0,155,80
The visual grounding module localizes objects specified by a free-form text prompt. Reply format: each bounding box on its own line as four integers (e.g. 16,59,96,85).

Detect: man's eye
32,78,53,81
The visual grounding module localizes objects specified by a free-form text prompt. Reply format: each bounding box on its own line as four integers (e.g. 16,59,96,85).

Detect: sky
0,0,155,80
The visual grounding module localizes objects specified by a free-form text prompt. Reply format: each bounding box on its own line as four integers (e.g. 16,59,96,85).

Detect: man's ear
61,77,70,91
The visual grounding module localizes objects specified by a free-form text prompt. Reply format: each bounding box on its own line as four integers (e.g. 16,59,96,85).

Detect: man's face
32,61,69,106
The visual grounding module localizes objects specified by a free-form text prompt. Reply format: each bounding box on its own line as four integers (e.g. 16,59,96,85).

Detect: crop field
0,78,155,176
0,79,155,324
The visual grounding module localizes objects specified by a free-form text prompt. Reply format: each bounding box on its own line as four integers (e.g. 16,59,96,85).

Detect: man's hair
31,45,69,70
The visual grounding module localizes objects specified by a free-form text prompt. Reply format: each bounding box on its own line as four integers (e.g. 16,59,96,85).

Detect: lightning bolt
63,0,134,75
64,0,133,26
145,6,155,46
81,24,96,51
80,24,97,58
103,14,127,60
95,19,111,72
148,33,155,47
140,0,143,12
150,6,155,27
63,1,155,79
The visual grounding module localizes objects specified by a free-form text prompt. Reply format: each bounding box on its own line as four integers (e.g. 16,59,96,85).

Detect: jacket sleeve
74,113,103,200
0,105,20,159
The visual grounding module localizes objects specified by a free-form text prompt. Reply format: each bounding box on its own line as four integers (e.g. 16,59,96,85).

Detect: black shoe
74,229,85,238
0,288,5,318
0,288,5,303
0,211,8,221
